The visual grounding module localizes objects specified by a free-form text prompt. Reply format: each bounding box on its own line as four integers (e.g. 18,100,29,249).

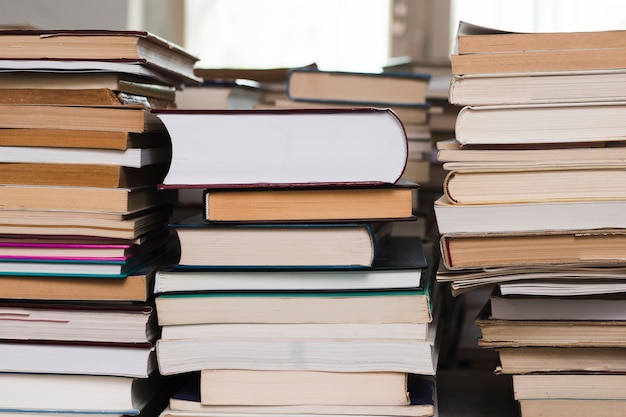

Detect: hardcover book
153,108,408,188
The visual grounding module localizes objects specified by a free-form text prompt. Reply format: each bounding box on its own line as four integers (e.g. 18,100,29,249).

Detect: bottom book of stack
160,372,436,417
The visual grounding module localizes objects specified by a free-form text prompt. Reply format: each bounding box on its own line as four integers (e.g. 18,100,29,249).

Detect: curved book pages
154,108,408,188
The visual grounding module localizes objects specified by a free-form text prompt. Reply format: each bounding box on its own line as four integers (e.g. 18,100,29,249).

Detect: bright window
184,0,391,72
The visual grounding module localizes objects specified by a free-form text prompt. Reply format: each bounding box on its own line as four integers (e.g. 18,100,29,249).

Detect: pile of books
434,21,626,417
151,106,441,417
0,28,199,415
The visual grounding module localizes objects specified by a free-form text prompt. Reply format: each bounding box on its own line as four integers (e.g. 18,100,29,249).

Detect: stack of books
151,106,440,417
0,28,199,415
433,21,626,417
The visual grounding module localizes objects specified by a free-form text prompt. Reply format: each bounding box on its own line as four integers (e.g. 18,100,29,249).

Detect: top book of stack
0,29,201,87
451,21,626,76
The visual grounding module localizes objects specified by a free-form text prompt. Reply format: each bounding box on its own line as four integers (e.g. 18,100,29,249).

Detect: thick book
0,184,175,214
448,70,626,106
202,179,417,223
0,263,162,302
153,108,408,188
475,301,626,348
442,166,626,205
513,374,626,400
455,102,626,145
0,371,164,414
0,72,176,101
498,346,626,375
518,398,626,417
0,162,169,187
286,68,430,106
155,321,439,376
0,87,174,108
490,291,626,321
161,322,431,343
0,208,171,240
436,138,626,164
0,104,164,133
155,288,433,327
0,145,169,168
440,229,626,270
0,129,169,150
0,340,155,378
171,215,391,269
154,235,427,292
433,195,626,235
167,373,435,416
199,370,410,406
0,29,200,84
0,301,157,344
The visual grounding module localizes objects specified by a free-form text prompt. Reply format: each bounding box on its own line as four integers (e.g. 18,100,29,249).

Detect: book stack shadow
0,29,200,415
151,106,441,417
433,21,626,417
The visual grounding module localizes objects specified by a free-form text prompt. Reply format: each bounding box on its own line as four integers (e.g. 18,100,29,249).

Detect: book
0,184,174,214
175,80,264,110
0,372,163,414
286,68,430,106
0,104,164,133
0,29,200,83
440,229,626,270
0,145,169,168
153,108,408,188
436,263,626,296
0,340,156,378
0,72,177,101
155,288,432,326
167,373,435,416
475,301,626,348
498,278,626,296
455,102,626,145
436,138,626,164
0,302,157,344
518,398,626,417
448,70,626,106
0,59,192,88
199,370,410,406
0,163,169,187
455,20,626,55
202,179,417,223
0,266,158,302
271,98,430,125
171,216,390,268
154,235,427,292
155,323,439,375
0,208,171,239
160,322,431,342
0,129,169,150
433,195,626,235
497,346,626,374
0,87,174,108
513,374,626,400
490,291,626,321
442,166,626,205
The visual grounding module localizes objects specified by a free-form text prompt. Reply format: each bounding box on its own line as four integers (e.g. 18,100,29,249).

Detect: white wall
0,0,129,30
